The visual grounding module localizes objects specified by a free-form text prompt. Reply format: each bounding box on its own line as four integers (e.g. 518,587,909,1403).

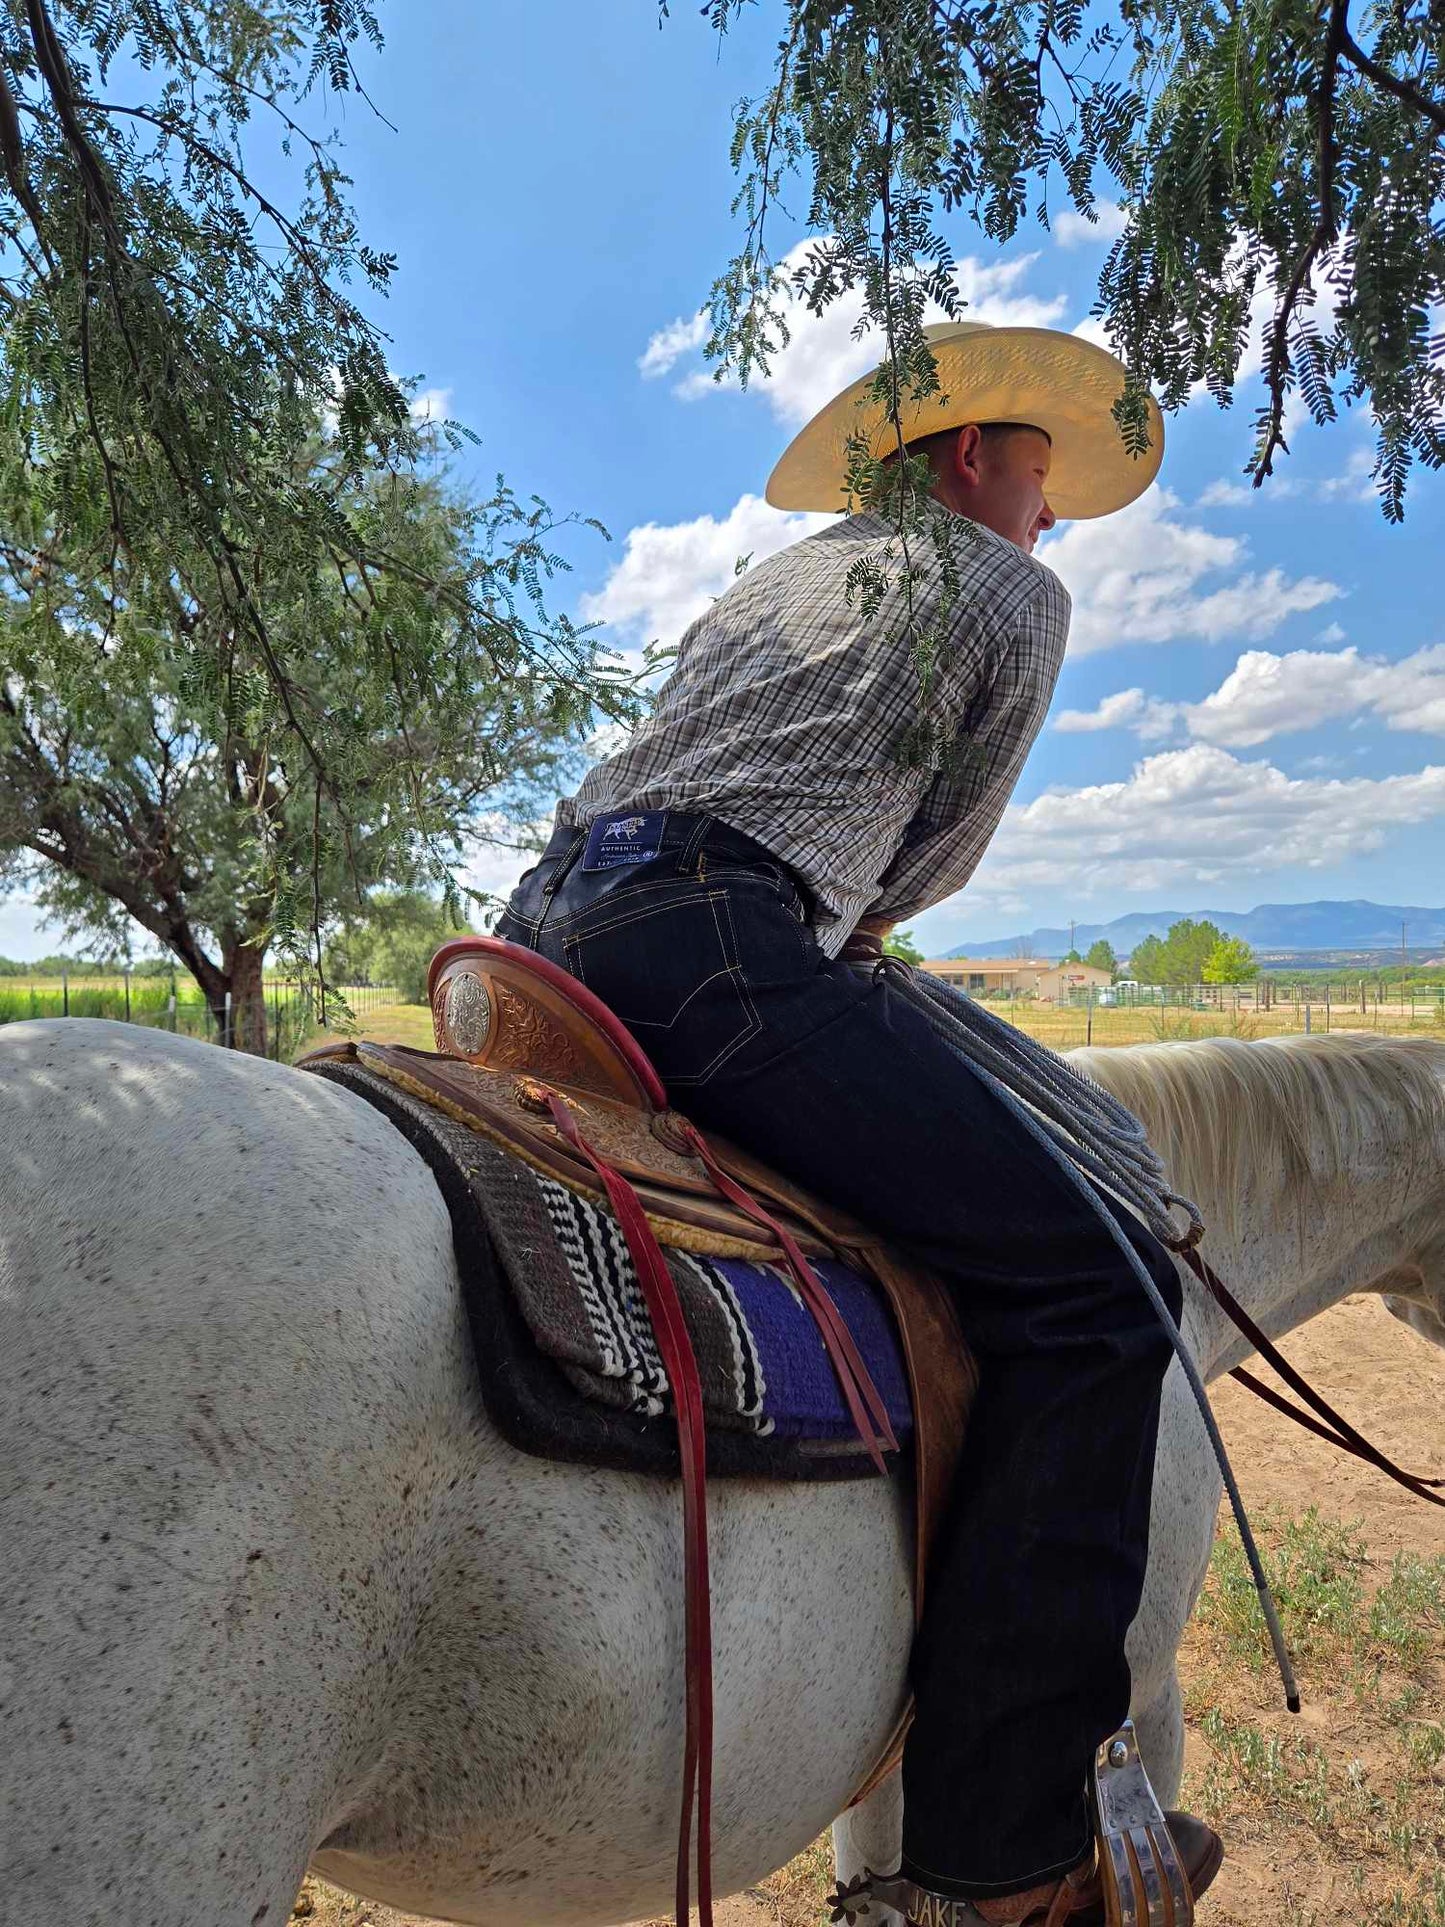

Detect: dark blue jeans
496,810,1182,1900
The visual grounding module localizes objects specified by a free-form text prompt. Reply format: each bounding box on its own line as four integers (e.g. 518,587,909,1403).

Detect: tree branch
1338,19,1445,134
1253,0,1347,483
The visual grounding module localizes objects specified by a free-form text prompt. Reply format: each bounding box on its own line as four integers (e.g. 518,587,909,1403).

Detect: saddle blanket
306,1056,914,1482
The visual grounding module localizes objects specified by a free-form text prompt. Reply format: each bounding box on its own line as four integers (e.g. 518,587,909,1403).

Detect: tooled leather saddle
301,935,977,1927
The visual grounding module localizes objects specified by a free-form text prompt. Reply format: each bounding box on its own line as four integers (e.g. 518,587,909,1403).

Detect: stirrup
1090,1721,1193,1926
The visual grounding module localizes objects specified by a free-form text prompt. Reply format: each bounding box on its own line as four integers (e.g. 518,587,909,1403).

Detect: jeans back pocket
558,881,761,1088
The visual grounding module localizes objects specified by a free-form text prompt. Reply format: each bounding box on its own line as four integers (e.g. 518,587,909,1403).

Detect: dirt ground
291,1293,1444,1927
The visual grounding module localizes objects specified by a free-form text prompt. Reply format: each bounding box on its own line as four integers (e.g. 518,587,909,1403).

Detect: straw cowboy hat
765,320,1164,520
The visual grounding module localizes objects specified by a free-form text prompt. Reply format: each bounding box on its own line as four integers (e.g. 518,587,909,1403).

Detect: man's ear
951,423,986,491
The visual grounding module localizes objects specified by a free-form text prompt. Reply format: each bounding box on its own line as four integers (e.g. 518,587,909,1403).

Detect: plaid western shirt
556,505,1072,958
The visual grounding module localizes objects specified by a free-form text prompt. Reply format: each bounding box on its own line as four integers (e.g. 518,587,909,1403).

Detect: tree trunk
216,941,269,1056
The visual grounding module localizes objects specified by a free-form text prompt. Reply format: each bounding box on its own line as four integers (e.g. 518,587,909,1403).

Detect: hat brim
764,326,1164,521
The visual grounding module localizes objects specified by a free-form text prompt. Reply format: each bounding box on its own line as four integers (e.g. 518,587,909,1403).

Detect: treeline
0,955,179,977
1127,920,1258,985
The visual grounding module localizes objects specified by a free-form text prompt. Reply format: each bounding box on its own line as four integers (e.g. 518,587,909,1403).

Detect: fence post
1305,1003,1312,1034
1086,985,1094,1047
167,991,176,1031
123,966,131,1022
1325,983,1331,1032
62,967,68,1017
223,989,232,1049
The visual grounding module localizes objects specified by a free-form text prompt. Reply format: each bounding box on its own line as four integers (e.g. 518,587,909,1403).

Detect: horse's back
0,1020,475,1924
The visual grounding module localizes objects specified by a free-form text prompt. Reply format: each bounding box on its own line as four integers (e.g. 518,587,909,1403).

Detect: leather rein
1179,1247,1445,1508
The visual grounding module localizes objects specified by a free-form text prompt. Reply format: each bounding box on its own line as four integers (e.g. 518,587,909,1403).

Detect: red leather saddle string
1183,1248,1445,1508
675,1119,899,1474
543,1092,715,1927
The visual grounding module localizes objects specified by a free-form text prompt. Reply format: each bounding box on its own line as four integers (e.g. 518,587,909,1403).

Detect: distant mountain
943,900,1445,962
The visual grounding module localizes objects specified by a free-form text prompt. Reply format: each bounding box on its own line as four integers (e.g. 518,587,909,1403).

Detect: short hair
901,421,1051,466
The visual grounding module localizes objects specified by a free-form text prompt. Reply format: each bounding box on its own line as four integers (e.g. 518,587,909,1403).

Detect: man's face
955,425,1057,553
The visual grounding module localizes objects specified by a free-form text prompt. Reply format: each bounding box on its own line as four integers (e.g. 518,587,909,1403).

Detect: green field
0,975,401,1060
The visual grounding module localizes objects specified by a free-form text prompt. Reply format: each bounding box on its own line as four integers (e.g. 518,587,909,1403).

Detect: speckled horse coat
2,1020,1442,1927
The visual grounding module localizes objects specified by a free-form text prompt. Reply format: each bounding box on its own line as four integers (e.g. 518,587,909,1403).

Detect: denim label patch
579,808,669,871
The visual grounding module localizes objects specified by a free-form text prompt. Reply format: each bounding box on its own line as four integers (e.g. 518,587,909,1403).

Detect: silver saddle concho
827,1721,1194,1927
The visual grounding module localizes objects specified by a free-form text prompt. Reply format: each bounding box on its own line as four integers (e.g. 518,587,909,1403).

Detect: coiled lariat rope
870,955,1301,1713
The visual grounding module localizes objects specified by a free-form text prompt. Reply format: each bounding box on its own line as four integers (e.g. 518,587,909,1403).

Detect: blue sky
4,0,1442,960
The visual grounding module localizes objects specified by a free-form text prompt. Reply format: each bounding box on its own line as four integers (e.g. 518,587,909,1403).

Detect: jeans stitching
544,875,718,932
680,890,763,1088
560,887,761,1086
557,887,730,943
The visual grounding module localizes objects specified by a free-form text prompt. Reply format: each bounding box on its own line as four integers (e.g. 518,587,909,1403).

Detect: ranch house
920,957,1114,1002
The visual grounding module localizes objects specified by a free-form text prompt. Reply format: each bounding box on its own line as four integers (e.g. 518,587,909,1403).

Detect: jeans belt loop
536,829,587,930
674,812,712,878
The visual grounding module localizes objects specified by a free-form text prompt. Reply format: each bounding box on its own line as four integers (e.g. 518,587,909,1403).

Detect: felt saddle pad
306,1055,913,1482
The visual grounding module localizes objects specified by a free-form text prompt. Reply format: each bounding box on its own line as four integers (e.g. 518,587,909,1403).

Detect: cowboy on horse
494,321,1223,1926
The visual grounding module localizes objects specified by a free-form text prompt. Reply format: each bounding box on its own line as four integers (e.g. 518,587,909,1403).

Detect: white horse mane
1075,1032,1445,1240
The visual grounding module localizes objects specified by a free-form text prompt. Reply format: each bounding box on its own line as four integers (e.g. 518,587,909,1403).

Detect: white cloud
409,386,453,423
645,241,1068,425
577,493,831,648
1196,479,1253,508
1055,687,1177,740
1184,648,1369,747
1051,641,1445,751
966,744,1445,899
1055,687,1150,732
1039,486,1342,655
639,312,708,380
1053,201,1128,249
1196,448,1374,511
1313,446,1377,503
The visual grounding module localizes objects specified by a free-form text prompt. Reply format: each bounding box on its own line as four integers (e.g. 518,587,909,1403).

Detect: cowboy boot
830,1815,1221,1927
969,1811,1222,1925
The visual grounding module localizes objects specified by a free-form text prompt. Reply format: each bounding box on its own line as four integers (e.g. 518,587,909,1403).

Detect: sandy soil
1174,1296,1445,1927
294,1295,1444,1927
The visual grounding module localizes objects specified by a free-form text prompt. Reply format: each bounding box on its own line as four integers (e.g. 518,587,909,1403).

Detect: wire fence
0,972,401,1061
972,977,1445,1051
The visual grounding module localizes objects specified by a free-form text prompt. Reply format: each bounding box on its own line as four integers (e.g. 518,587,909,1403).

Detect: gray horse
2,1019,1441,1927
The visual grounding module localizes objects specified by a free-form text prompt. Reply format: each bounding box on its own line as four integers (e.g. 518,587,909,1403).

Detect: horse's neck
1188,1174,1426,1381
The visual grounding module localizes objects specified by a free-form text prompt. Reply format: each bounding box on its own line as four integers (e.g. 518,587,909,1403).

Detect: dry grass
299,1000,436,1054
994,1002,1445,1053
335,995,1445,1063
1177,1510,1444,1927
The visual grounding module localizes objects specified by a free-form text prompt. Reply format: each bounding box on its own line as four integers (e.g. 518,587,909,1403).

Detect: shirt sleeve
867,566,1071,928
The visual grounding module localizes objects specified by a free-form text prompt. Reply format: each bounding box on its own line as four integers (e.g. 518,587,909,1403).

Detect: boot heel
1089,1723,1193,1927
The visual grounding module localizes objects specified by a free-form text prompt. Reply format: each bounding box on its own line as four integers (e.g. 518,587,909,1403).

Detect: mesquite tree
0,1,636,995
699,0,1443,517
0,454,585,1052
